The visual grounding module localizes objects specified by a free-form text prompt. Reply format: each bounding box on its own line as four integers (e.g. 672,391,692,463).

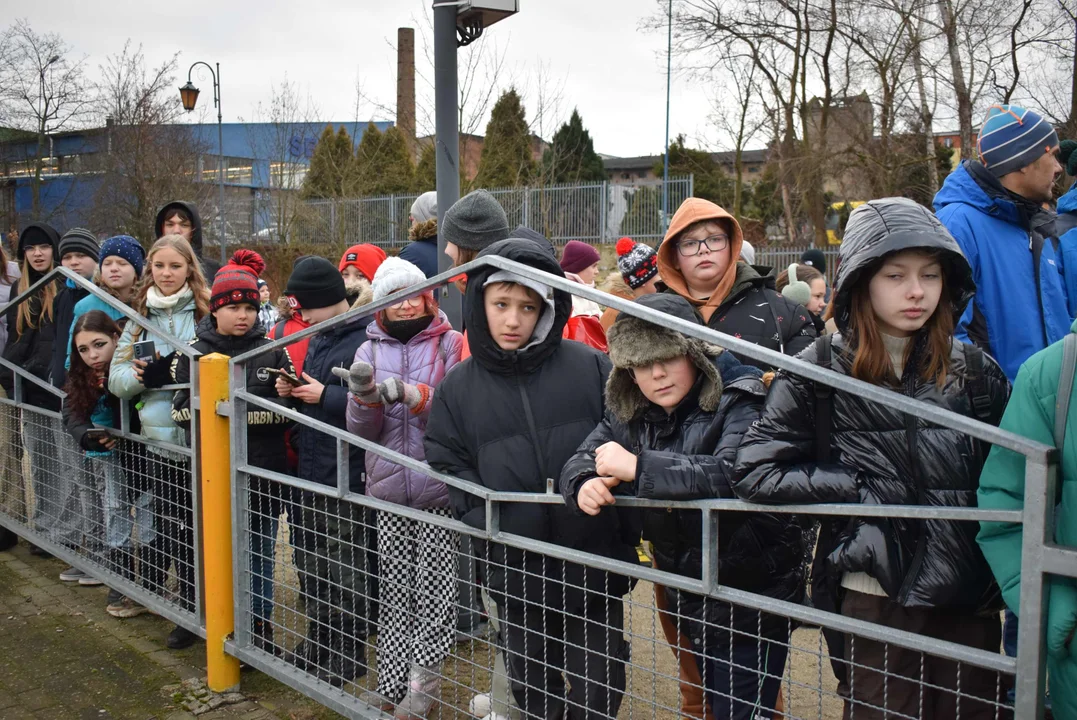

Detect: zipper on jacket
513,360,549,489
895,375,929,604
402,341,411,506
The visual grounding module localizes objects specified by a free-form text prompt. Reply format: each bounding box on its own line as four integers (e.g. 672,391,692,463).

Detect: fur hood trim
409,218,438,241
605,315,724,424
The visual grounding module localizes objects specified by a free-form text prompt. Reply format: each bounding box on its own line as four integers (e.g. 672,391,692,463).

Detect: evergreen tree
303,124,353,199
654,136,737,208
542,109,607,185
354,123,416,196
415,142,437,192
476,89,535,188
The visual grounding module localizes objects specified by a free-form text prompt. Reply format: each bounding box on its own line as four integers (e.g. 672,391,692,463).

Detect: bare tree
90,42,210,238
710,56,766,221
0,19,93,220
245,77,322,242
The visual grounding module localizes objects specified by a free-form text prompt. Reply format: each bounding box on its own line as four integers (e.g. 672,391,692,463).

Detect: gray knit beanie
58,228,100,262
410,191,438,224
442,189,510,251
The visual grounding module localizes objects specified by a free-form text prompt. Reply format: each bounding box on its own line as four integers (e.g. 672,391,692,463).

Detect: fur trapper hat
605,293,723,423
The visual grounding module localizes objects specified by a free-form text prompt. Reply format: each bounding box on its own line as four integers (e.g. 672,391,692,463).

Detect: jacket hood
154,201,204,257
933,160,1040,229
17,222,60,262
349,281,374,310
464,237,570,375
409,218,437,241
194,314,265,350
605,293,760,423
366,308,454,344
832,197,975,332
657,198,745,322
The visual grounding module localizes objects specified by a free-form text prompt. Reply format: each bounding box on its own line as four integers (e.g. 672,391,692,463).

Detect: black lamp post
179,61,226,265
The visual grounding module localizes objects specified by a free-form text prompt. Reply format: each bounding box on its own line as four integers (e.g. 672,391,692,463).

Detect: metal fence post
199,352,240,691
600,181,609,242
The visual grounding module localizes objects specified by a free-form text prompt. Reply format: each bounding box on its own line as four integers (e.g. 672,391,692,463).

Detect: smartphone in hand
132,340,157,360
265,368,305,386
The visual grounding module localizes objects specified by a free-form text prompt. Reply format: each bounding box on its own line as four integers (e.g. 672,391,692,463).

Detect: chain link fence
0,267,204,636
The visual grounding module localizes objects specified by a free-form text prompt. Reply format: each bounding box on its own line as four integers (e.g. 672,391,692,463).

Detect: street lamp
179,61,226,266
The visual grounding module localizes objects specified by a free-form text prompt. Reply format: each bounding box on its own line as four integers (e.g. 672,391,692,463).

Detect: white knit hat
371,257,427,303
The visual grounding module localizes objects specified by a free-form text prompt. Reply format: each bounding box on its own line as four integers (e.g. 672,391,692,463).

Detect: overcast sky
10,0,723,159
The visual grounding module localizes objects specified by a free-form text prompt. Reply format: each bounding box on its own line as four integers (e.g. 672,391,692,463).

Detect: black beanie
285,256,347,310
800,248,827,275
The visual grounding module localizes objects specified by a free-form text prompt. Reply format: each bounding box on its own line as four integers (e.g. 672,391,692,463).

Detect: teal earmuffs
781,263,812,306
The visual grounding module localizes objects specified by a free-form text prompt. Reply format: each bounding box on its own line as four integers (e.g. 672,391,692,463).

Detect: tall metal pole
215,64,226,266
434,2,462,328
662,0,673,235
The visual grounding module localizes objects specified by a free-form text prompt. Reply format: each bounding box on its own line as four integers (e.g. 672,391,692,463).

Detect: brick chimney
397,27,416,154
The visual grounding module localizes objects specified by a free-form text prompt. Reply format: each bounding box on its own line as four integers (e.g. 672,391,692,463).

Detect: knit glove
331,361,381,405
378,378,432,414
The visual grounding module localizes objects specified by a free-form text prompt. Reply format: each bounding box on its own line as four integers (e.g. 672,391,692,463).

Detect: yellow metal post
199,352,240,690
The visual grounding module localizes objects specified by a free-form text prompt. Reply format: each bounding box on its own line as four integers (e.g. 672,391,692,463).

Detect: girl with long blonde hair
108,233,209,650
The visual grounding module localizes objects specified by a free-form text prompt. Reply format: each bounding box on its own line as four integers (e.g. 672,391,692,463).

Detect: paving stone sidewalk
0,542,343,720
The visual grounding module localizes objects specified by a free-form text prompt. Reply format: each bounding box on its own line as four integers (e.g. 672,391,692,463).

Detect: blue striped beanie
977,105,1059,177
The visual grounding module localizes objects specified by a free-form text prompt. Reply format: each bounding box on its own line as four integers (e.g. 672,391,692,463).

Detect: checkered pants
375,507,460,699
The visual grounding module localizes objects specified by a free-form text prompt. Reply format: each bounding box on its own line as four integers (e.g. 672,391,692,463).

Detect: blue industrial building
0,120,392,236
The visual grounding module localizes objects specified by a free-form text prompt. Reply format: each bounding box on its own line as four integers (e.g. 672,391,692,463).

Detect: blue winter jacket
1054,183,1077,317
108,292,200,455
397,235,439,279
934,161,1071,381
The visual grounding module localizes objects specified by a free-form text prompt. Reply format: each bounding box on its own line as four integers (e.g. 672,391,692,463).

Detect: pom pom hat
615,237,659,289
210,250,265,312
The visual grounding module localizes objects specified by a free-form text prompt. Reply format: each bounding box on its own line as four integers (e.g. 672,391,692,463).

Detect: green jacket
978,318,1077,718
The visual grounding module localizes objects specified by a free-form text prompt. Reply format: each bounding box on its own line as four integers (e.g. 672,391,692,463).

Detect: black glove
141,353,175,389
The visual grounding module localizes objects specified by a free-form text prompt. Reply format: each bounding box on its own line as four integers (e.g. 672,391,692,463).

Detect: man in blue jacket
934,104,1069,382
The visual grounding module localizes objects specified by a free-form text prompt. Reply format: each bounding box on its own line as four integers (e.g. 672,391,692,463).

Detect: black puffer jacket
2,262,62,411
296,314,372,492
662,263,817,372
560,294,805,603
424,237,641,608
733,197,1009,610
171,315,295,471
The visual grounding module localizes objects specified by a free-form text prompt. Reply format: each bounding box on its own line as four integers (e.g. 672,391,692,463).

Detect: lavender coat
346,309,464,509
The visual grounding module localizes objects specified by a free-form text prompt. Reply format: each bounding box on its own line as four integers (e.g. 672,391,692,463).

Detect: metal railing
219,256,1063,720
0,266,206,637
228,177,696,248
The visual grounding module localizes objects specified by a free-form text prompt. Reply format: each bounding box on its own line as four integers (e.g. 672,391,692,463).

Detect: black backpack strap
962,343,992,423
814,335,833,464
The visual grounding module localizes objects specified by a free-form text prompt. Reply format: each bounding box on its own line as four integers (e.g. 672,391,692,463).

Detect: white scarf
146,283,192,311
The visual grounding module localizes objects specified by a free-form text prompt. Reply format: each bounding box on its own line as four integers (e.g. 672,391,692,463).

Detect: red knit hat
211,250,265,312
339,244,387,280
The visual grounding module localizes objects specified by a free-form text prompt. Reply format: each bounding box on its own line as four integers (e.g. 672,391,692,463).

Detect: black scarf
384,315,434,345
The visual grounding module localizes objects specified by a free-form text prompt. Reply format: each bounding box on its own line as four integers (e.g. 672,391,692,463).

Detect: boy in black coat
273,255,376,687
560,293,806,720
424,237,639,720
171,251,295,652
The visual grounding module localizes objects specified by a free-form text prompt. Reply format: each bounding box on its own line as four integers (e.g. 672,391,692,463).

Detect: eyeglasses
676,234,729,257
389,295,425,309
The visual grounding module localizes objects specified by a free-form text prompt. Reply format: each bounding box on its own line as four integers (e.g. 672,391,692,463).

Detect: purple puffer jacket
346,310,464,508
